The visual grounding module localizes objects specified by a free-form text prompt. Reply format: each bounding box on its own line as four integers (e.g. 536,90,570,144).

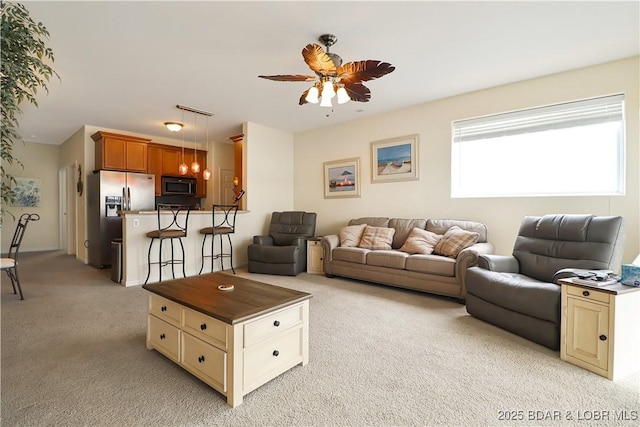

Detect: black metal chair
144,204,191,284
199,204,239,274
1,213,40,300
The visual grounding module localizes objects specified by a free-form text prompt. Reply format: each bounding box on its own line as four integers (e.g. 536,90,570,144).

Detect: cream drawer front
244,326,303,390
244,304,304,346
183,308,228,350
148,314,180,362
149,294,181,326
182,333,227,392
567,286,610,304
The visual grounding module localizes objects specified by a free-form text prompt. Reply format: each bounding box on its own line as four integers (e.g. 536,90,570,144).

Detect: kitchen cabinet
147,143,207,197
92,131,150,172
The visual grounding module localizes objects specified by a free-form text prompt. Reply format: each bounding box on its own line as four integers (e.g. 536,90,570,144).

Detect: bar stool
199,204,238,275
144,204,191,285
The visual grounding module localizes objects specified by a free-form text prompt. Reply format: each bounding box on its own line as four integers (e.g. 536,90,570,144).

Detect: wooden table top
142,273,312,324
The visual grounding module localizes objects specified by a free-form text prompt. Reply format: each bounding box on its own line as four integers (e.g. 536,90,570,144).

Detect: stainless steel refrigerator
87,170,155,268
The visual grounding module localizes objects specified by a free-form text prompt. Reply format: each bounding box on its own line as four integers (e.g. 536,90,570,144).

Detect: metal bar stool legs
199,204,238,275
144,204,191,285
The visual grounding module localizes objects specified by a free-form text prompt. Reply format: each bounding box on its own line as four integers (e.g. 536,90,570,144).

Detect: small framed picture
371,134,419,183
323,158,361,198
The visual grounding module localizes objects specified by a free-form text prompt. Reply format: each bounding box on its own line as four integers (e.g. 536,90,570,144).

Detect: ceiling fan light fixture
336,87,350,104
165,122,183,132
322,80,336,99
305,86,320,104
320,93,333,108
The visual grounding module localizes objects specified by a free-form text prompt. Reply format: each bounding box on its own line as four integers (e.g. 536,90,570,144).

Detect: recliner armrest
253,235,274,245
477,254,520,273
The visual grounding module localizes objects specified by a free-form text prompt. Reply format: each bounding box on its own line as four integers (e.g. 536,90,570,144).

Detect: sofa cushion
399,228,442,254
405,254,456,277
427,219,488,243
332,247,369,264
465,267,560,323
433,226,479,258
389,218,427,249
349,217,389,227
358,226,395,250
339,224,367,247
367,250,408,269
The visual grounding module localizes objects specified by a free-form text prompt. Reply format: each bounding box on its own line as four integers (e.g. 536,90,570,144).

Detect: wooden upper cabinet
92,131,150,172
147,143,208,197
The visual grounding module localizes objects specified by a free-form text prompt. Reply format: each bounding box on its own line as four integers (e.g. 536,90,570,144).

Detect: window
451,94,625,198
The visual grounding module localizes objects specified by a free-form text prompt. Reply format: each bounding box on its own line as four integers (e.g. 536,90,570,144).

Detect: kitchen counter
120,209,248,286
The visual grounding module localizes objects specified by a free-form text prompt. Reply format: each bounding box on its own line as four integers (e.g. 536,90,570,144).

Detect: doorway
220,168,236,205
58,163,77,255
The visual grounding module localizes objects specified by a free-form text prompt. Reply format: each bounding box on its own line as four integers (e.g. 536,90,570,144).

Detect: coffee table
142,272,312,407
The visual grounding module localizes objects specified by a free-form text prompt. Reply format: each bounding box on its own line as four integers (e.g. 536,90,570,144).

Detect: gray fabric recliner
247,211,317,276
465,214,625,350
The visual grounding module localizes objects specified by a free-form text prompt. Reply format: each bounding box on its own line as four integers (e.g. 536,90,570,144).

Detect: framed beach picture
371,134,419,183
323,158,361,198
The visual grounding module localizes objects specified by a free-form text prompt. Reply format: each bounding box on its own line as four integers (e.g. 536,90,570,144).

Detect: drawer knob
273,350,279,357
599,335,607,341
160,333,165,340
273,320,280,327
200,323,207,331
161,306,167,312
198,355,205,363
582,291,590,297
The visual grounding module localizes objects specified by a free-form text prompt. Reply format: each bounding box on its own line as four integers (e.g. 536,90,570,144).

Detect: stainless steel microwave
161,176,196,196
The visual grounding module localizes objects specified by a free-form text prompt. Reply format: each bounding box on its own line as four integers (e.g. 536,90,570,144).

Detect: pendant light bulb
179,162,189,175
191,112,200,173
203,168,212,180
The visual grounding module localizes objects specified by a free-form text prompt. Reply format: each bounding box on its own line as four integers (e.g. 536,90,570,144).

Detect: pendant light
178,109,188,175
191,112,200,173
202,116,212,180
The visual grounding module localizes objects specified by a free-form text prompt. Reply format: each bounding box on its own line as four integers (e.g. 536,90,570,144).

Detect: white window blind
451,94,625,198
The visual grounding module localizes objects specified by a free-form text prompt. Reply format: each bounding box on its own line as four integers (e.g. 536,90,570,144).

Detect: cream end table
307,237,324,274
559,278,640,380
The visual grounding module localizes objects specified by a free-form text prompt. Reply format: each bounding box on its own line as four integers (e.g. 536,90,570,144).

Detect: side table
307,237,324,274
559,278,640,380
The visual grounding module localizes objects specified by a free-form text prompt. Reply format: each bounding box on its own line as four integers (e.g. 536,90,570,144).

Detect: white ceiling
18,1,640,146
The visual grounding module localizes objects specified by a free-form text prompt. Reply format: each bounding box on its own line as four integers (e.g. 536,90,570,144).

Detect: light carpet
1,251,639,426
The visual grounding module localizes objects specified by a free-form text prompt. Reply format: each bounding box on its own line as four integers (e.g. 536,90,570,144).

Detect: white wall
1,141,60,253
293,57,640,264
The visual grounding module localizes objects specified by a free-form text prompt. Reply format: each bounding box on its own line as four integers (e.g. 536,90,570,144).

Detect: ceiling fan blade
302,43,336,76
299,88,310,105
258,74,317,82
344,83,371,103
338,60,395,84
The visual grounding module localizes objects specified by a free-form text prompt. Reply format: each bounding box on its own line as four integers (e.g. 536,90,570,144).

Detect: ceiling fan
258,34,395,107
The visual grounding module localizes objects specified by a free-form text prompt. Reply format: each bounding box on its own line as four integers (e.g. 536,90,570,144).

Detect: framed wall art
371,134,419,183
11,177,42,207
323,157,361,198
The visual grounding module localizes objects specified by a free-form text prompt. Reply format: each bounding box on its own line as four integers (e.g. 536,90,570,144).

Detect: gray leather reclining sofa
465,214,625,350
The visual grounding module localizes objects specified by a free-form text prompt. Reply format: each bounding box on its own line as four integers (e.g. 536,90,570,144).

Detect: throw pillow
399,228,443,255
358,226,395,250
339,224,367,247
433,226,479,258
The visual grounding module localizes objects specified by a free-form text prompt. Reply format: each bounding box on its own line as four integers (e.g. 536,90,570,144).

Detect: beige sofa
321,217,493,300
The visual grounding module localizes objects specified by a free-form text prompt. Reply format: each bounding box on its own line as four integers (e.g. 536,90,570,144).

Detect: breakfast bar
120,209,245,286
